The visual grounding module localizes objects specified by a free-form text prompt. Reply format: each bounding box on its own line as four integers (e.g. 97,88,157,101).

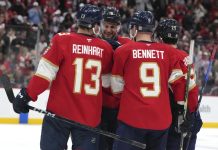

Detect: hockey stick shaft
0,74,146,149
28,105,146,149
184,45,217,150
184,132,192,150
196,46,217,112
179,40,194,150
184,46,217,150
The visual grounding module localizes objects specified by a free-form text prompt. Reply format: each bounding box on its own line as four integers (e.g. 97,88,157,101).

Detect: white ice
0,124,217,150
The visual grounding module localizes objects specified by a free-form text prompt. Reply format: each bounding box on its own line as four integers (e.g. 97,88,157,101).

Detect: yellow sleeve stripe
168,69,184,83
41,57,59,68
189,82,196,91
35,73,51,82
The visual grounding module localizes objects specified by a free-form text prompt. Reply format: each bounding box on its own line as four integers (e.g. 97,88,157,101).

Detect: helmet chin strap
116,25,121,33
129,29,137,40
92,26,101,36
152,32,162,43
157,37,163,43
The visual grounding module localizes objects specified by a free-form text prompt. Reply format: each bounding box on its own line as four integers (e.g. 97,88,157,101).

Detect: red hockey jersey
172,48,199,112
111,41,197,130
117,36,132,45
102,36,132,108
27,32,113,127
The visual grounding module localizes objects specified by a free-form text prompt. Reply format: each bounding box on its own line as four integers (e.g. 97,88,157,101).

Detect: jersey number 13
73,58,101,95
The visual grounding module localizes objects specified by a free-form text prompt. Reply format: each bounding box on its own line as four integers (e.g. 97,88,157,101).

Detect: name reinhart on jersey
132,49,164,59
72,44,104,57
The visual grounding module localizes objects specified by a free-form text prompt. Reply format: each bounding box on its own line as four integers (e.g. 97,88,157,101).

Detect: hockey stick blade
0,74,146,149
0,74,15,103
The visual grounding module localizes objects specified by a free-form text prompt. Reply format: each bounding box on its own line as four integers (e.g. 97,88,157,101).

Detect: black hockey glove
174,104,194,133
174,104,184,133
106,39,121,50
191,111,203,135
180,111,195,133
13,88,31,114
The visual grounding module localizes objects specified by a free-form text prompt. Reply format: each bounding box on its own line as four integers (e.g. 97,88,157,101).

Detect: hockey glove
191,111,203,135
180,111,195,133
174,104,184,133
106,39,121,50
13,88,31,114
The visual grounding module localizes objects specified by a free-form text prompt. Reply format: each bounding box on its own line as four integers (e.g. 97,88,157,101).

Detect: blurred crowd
0,0,218,95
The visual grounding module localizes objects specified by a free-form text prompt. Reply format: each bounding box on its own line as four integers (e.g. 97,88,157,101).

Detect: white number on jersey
73,58,101,95
140,62,161,97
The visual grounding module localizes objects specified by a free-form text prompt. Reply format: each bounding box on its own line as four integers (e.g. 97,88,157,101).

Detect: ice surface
0,124,217,150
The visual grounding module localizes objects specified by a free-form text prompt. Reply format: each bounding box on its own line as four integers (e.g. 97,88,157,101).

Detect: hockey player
153,18,202,150
100,6,131,150
111,11,198,150
12,4,114,150
101,7,131,49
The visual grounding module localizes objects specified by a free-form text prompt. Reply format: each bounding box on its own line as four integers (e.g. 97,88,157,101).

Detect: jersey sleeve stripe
184,68,197,91
102,74,111,88
35,58,59,81
111,75,124,94
188,79,196,91
177,101,185,105
35,73,51,82
168,69,183,83
41,57,59,68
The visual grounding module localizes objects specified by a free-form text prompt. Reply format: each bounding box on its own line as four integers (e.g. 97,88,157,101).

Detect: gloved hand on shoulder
13,88,31,114
106,39,121,50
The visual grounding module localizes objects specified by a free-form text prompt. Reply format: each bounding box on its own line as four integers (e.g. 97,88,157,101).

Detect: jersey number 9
140,62,161,97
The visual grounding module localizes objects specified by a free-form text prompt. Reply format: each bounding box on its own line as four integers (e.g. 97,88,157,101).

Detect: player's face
102,21,119,39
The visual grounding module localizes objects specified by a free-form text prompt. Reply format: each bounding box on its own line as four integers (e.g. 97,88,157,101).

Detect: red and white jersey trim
35,57,59,82
102,73,111,88
111,75,124,94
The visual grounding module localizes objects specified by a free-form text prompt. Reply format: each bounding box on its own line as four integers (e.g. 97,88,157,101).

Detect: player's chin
104,33,113,39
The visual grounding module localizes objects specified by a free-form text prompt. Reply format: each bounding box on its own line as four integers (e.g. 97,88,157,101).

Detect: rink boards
0,88,218,128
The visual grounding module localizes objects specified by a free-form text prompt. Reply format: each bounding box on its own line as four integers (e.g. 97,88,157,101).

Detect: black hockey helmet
129,10,155,32
154,18,180,44
103,7,121,24
76,4,102,29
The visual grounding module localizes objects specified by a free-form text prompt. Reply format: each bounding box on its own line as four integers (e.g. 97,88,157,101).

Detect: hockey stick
184,45,217,150
0,74,146,149
179,40,195,150
185,45,217,150
196,46,217,112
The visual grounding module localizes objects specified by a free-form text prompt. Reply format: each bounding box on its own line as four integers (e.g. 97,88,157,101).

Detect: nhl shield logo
87,39,92,42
